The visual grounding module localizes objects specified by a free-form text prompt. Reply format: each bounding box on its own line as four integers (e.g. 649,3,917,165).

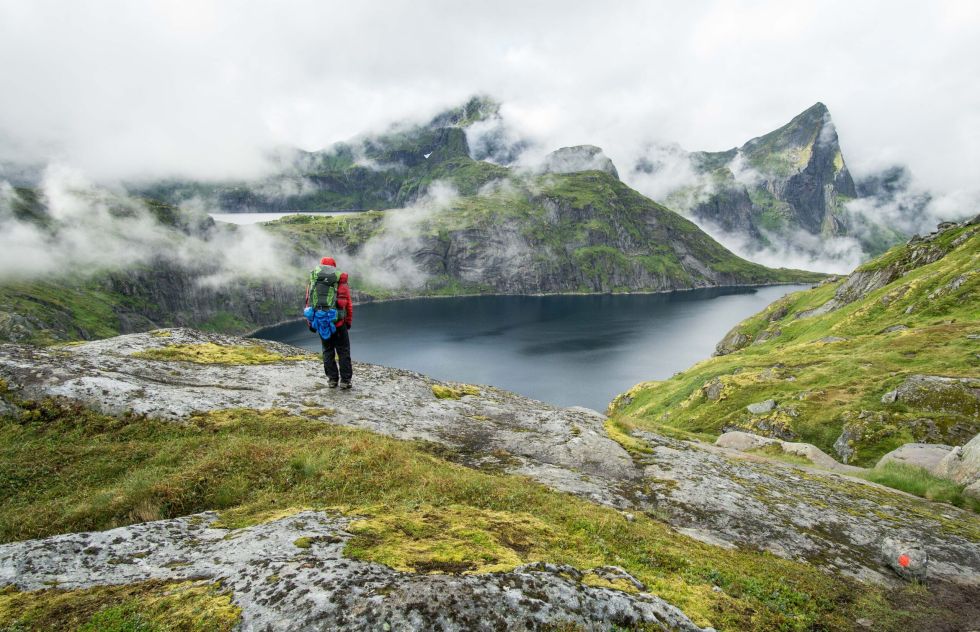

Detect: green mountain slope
266,170,823,300
609,216,979,466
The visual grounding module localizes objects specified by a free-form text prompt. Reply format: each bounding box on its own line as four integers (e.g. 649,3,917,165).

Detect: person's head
320,256,336,267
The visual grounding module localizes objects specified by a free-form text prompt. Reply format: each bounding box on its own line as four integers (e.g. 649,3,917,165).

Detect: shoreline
245,280,814,337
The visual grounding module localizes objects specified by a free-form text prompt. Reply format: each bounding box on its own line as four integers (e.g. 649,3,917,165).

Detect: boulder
933,433,980,486
714,329,750,356
833,427,857,463
881,537,929,582
965,480,980,501
876,443,954,473
702,377,725,401
715,431,774,452
746,399,776,414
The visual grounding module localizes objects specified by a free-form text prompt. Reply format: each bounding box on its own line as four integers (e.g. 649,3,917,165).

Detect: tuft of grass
0,580,239,632
746,443,815,467
862,462,980,512
431,383,481,400
0,403,947,631
132,342,311,365
346,505,559,575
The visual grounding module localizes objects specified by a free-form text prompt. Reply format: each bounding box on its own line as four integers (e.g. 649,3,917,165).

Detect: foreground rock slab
634,431,980,585
0,511,708,632
1,329,978,589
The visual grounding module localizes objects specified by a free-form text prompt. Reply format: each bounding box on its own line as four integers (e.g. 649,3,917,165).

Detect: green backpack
308,265,347,321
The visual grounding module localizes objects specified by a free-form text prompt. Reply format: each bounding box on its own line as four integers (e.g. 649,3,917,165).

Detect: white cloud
0,0,974,199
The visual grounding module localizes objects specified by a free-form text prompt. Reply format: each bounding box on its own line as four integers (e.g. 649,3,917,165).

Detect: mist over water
255,285,808,410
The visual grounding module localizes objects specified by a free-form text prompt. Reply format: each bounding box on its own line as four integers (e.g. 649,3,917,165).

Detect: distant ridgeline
0,96,828,345
132,96,518,213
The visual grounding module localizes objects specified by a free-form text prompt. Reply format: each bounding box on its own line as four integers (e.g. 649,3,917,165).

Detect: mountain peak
428,94,502,129
541,145,619,179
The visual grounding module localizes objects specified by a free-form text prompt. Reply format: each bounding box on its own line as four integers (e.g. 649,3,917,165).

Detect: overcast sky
1,0,978,193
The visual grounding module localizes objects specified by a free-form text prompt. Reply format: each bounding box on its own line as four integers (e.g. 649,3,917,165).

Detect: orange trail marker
898,554,911,568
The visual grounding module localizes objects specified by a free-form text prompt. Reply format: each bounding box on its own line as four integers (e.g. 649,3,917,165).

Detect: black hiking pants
321,324,352,383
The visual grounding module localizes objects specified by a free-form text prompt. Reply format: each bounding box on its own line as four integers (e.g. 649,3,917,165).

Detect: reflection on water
254,285,809,411
209,211,359,225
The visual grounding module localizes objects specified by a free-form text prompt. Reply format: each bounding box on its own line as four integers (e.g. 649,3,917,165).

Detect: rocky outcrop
0,329,636,507
1,329,977,589
797,217,979,319
540,145,620,179
934,434,980,492
876,443,954,472
880,375,980,417
630,428,979,585
715,430,863,474
0,511,707,632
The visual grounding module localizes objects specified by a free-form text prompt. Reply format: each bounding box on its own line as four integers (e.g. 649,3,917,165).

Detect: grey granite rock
746,399,776,414
876,443,955,473
0,511,709,632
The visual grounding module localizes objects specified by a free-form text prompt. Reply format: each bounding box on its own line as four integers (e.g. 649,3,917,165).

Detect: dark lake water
254,285,808,411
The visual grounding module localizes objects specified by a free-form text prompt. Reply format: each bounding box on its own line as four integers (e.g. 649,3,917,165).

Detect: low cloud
698,216,866,275
625,143,708,207
325,181,460,290
0,165,299,284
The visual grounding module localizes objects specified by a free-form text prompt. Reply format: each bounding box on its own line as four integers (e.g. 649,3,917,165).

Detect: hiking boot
328,379,339,388
339,381,352,390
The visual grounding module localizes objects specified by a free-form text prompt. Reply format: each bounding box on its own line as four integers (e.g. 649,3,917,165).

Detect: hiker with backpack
304,256,354,389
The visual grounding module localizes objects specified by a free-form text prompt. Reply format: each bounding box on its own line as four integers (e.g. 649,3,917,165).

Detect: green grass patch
0,580,239,632
862,462,980,512
132,342,311,365
431,383,481,399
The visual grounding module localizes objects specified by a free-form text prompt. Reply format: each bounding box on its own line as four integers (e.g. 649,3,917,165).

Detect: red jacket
336,272,354,328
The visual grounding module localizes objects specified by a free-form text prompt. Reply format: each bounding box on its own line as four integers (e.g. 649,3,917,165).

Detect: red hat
320,257,336,266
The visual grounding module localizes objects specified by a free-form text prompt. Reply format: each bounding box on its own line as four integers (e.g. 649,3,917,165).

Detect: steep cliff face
634,103,906,258
0,263,300,345
692,103,856,239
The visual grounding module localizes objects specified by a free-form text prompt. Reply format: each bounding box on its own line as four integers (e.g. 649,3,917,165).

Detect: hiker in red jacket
308,256,354,389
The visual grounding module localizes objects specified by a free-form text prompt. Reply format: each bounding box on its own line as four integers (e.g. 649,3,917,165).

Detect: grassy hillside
0,399,945,632
609,221,979,466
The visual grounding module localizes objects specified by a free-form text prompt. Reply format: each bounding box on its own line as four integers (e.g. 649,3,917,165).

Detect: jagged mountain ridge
633,102,912,258
0,123,822,345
